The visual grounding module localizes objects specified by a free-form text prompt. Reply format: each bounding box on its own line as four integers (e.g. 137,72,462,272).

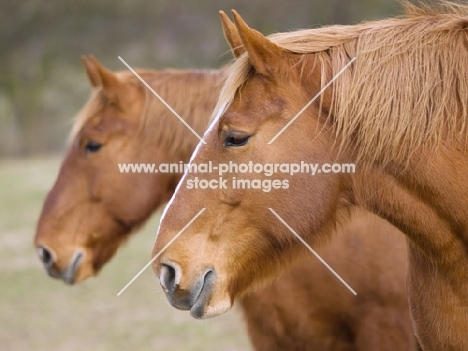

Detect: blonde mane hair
216,1,468,164
72,69,224,155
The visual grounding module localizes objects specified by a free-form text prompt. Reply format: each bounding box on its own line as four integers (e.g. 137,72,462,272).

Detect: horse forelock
70,88,105,143
212,55,252,123
217,1,468,165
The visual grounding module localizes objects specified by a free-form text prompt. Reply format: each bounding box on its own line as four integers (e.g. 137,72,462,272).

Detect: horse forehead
81,104,131,137
239,76,286,107
223,87,286,127
241,74,270,98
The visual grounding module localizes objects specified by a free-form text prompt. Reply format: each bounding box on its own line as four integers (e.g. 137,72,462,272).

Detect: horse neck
352,156,468,270
350,155,468,350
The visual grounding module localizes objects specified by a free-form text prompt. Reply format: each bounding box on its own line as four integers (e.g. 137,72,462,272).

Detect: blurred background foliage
0,0,402,158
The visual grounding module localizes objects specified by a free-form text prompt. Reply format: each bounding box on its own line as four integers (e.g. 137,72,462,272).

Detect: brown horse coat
152,3,468,350
241,210,416,351
35,57,415,350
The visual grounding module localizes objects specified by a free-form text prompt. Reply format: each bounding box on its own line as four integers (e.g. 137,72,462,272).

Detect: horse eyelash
84,141,103,154
223,134,251,147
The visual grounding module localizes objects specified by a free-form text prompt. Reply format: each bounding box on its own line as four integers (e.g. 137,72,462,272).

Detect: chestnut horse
34,58,415,350
152,3,468,351
34,56,220,283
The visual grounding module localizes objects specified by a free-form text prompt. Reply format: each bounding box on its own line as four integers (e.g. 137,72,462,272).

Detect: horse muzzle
159,261,216,318
37,246,84,285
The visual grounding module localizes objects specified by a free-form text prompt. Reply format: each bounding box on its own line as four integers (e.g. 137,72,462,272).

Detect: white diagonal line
268,208,357,295
118,56,206,144
268,57,356,144
117,208,206,296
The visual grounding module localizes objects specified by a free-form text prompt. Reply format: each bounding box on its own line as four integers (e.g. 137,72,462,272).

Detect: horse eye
85,141,103,154
223,133,251,147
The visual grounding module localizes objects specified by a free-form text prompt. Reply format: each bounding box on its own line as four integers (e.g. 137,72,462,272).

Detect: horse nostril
160,263,179,293
38,246,54,269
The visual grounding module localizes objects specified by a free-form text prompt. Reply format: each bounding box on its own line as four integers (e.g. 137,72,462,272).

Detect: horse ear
219,11,245,58
81,55,101,87
88,55,122,102
231,10,283,78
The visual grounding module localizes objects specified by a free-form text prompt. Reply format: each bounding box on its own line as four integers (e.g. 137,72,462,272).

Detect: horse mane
72,69,224,157
216,1,468,164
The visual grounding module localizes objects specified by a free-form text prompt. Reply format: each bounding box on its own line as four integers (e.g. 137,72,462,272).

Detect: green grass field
0,158,251,351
